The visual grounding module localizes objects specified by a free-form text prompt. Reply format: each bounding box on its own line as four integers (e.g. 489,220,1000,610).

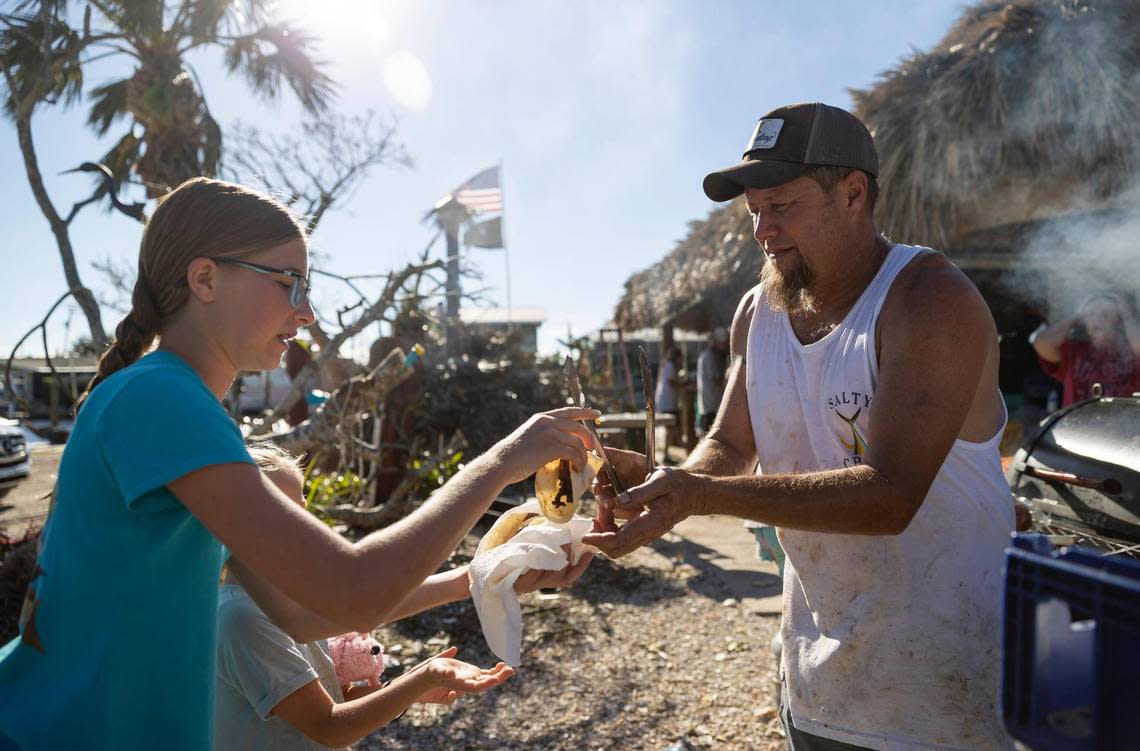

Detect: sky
1,0,969,362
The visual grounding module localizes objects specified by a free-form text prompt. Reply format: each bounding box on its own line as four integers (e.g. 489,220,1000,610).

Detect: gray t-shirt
214,584,345,750
697,347,726,416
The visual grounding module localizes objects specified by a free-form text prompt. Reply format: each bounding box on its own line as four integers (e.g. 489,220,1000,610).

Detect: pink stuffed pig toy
328,631,387,687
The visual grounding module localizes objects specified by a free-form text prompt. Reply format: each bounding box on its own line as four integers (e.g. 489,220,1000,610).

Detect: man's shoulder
880,248,995,350
737,283,764,316
886,250,988,320
730,284,764,354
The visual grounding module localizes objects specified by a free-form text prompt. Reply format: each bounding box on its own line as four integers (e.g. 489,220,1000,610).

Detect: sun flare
382,51,432,112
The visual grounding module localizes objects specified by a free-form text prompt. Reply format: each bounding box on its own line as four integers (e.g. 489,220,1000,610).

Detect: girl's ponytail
73,282,163,414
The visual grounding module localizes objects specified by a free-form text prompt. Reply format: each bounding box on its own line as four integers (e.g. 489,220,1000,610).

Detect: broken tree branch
256,346,411,451
250,258,443,432
319,431,467,529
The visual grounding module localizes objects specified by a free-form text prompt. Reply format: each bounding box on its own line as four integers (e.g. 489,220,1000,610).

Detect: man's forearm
683,434,756,477
697,464,918,535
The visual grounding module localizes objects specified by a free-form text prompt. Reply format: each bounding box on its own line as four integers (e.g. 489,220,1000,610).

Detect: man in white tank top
585,103,1014,751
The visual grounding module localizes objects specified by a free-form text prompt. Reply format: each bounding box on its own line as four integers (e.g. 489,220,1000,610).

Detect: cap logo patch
747,118,784,152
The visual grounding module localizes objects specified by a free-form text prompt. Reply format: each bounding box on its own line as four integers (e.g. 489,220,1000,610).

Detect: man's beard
760,252,816,313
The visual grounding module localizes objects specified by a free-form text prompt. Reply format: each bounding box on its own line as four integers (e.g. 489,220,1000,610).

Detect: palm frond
179,0,229,45
0,11,86,115
96,129,141,197
223,22,334,113
86,0,163,40
85,76,128,133
100,129,139,177
201,107,221,176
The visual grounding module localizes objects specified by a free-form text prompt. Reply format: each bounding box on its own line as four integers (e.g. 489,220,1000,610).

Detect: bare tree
222,110,411,234
2,0,334,347
1,4,108,345
250,255,445,435
93,110,412,315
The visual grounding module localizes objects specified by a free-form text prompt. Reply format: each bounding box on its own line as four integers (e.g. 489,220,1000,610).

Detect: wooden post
616,328,637,409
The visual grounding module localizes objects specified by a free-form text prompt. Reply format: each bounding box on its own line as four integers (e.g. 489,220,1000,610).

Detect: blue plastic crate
1002,534,1140,751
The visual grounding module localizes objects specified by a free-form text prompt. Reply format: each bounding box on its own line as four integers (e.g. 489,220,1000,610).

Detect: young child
0,178,597,751
219,444,568,750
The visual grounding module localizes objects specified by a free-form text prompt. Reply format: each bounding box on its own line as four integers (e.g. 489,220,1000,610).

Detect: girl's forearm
384,566,471,623
228,560,354,643
338,451,510,628
323,671,432,747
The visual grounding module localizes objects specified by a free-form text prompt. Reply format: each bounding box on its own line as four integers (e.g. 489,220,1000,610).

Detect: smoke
976,1,1140,325
1005,184,1140,322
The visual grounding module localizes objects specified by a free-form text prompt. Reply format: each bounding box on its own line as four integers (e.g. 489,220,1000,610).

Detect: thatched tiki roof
615,0,1140,333
853,0,1140,248
613,202,756,333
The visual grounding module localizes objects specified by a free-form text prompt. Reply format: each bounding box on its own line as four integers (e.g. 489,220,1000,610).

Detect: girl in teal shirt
0,178,597,750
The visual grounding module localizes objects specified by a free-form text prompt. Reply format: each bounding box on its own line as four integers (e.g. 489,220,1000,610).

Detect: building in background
459,307,545,354
3,357,98,419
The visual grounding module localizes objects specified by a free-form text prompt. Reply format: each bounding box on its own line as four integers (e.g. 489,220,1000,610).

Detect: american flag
452,166,503,214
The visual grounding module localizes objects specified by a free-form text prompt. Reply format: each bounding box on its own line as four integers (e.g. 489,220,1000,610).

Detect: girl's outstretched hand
513,547,594,594
410,646,515,705
491,407,601,486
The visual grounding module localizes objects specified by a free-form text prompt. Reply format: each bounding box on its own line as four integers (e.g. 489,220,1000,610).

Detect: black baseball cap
703,102,878,202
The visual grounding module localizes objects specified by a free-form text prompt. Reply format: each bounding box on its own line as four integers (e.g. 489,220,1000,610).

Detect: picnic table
596,411,676,461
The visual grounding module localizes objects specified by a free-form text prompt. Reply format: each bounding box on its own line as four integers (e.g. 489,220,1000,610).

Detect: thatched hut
613,203,755,334
853,0,1140,405
615,0,1140,408
854,0,1140,250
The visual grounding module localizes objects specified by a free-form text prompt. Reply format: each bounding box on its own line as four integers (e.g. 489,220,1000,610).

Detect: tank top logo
827,392,872,467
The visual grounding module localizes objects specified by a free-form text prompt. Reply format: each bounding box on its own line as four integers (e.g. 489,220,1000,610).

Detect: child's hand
409,646,515,704
513,546,593,594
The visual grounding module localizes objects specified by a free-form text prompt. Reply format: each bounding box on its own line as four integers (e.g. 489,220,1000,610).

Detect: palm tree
1,0,334,345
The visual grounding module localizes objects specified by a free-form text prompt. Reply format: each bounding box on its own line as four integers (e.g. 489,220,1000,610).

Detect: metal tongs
562,356,626,496
638,347,656,478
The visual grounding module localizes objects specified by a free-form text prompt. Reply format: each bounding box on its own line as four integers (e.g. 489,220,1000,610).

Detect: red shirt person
1031,292,1140,406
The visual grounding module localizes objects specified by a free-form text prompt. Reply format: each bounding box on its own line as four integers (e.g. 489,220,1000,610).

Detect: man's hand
582,467,706,558
591,446,650,505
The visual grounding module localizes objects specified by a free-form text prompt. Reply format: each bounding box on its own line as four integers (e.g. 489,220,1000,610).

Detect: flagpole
498,160,512,329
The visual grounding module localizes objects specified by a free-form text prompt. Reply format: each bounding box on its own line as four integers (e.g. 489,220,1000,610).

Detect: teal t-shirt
0,351,252,750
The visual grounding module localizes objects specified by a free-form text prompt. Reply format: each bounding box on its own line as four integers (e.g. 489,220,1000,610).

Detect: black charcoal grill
1008,395,1140,556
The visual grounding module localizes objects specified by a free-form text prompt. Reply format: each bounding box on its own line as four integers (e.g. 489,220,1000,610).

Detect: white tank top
745,243,1013,751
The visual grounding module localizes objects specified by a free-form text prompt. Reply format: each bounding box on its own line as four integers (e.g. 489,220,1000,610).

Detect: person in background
1030,291,1140,407
697,328,729,433
653,346,685,452
653,346,684,416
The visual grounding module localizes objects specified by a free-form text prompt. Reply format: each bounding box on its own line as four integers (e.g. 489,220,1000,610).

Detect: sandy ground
0,444,60,539
0,446,790,749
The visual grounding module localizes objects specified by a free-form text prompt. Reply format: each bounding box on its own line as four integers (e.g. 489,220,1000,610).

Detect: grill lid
1009,397,1140,546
